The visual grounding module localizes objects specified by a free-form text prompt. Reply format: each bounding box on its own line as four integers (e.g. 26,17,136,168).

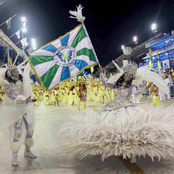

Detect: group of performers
25,76,115,110
0,60,174,167
1,4,174,169
0,71,170,110
54,62,174,164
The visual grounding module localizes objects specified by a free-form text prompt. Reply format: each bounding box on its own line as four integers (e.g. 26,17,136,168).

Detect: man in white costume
0,64,37,166
160,75,171,100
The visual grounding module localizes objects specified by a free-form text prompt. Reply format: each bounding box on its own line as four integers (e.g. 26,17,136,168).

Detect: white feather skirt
53,105,174,161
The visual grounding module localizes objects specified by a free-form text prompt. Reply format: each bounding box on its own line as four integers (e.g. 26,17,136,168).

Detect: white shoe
11,151,18,166
24,146,37,158
24,150,37,158
130,156,136,163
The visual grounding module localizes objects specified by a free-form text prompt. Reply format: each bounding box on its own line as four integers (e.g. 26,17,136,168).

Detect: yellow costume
93,86,100,103
151,85,160,107
44,91,50,105
33,91,40,106
68,89,79,106
51,90,59,106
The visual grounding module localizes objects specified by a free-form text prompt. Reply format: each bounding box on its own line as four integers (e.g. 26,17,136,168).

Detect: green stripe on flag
40,64,59,89
29,56,54,66
71,26,86,48
76,48,97,62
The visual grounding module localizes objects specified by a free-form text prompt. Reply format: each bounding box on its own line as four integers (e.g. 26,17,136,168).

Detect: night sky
0,0,174,66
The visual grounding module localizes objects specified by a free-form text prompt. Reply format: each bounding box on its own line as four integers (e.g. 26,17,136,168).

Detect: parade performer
0,64,37,166
79,82,87,110
52,89,59,106
67,86,79,106
102,87,110,104
54,61,173,164
44,91,50,105
151,84,160,106
33,91,39,106
0,85,4,105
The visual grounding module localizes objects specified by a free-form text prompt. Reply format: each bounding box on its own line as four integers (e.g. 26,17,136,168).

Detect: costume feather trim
24,138,34,146
54,106,174,161
14,95,26,105
112,60,123,73
10,142,21,152
132,67,169,94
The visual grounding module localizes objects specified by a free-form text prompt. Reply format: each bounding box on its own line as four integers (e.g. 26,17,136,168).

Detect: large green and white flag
28,24,98,90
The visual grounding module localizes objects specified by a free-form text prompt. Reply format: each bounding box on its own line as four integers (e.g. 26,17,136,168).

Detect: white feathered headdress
108,61,169,94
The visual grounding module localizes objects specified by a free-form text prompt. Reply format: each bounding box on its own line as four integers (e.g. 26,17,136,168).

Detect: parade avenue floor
1,96,174,174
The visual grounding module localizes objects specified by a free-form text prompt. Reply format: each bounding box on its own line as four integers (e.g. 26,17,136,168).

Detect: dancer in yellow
32,85,40,106
68,86,79,106
33,91,39,106
79,82,87,110
151,84,160,106
0,85,4,105
44,91,50,105
51,89,60,106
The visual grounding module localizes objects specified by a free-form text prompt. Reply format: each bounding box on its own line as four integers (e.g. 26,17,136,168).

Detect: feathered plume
53,106,174,161
69,4,86,23
112,60,123,73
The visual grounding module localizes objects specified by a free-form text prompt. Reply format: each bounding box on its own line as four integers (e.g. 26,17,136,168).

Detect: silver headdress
124,62,138,77
6,65,17,78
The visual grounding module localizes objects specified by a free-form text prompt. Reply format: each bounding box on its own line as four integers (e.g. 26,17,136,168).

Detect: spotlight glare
151,23,157,31
21,16,26,22
133,36,138,42
21,27,27,33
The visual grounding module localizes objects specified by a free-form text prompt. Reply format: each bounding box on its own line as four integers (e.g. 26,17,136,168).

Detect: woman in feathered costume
0,63,37,166
53,60,174,164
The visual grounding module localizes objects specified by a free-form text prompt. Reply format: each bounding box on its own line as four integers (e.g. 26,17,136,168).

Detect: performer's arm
4,85,34,104
3,86,17,101
100,73,115,89
131,83,153,95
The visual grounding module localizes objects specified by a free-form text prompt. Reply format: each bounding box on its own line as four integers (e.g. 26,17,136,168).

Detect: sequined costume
0,64,36,166
79,85,87,110
53,62,174,164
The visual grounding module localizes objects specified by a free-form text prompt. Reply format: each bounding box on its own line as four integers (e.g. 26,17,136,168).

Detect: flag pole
25,46,32,53
15,40,22,45
82,22,112,101
9,29,21,39
9,32,17,39
82,22,100,66
13,54,19,66
0,1,4,6
0,14,16,27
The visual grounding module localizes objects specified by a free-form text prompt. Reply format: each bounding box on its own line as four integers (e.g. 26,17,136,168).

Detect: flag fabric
21,37,28,49
6,18,11,30
28,24,98,90
15,30,20,39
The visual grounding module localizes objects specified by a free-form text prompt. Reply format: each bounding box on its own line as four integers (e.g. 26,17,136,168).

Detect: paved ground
1,96,174,174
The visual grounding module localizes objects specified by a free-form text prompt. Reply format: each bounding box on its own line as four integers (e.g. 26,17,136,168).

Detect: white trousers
132,94,140,104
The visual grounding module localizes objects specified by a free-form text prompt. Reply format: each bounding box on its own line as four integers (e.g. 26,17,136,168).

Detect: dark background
0,0,174,66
